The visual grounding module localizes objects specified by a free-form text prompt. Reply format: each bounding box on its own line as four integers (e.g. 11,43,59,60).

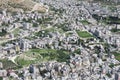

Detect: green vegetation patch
35,29,52,37
80,20,91,25
113,52,120,61
12,28,20,37
0,29,7,37
22,49,69,65
15,57,35,67
92,14,120,24
0,32,7,37
0,59,17,69
14,49,70,67
108,6,117,12
35,27,64,38
111,28,120,33
54,23,69,31
0,77,2,80
76,30,93,38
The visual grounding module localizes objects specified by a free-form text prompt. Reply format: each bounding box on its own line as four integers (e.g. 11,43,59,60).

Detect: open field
76,30,93,38
15,49,70,66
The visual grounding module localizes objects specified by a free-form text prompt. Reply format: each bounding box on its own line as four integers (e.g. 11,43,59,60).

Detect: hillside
0,0,48,12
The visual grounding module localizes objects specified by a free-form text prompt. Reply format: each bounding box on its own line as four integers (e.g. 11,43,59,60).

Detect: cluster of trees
93,0,120,4
92,14,120,32
0,29,7,37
